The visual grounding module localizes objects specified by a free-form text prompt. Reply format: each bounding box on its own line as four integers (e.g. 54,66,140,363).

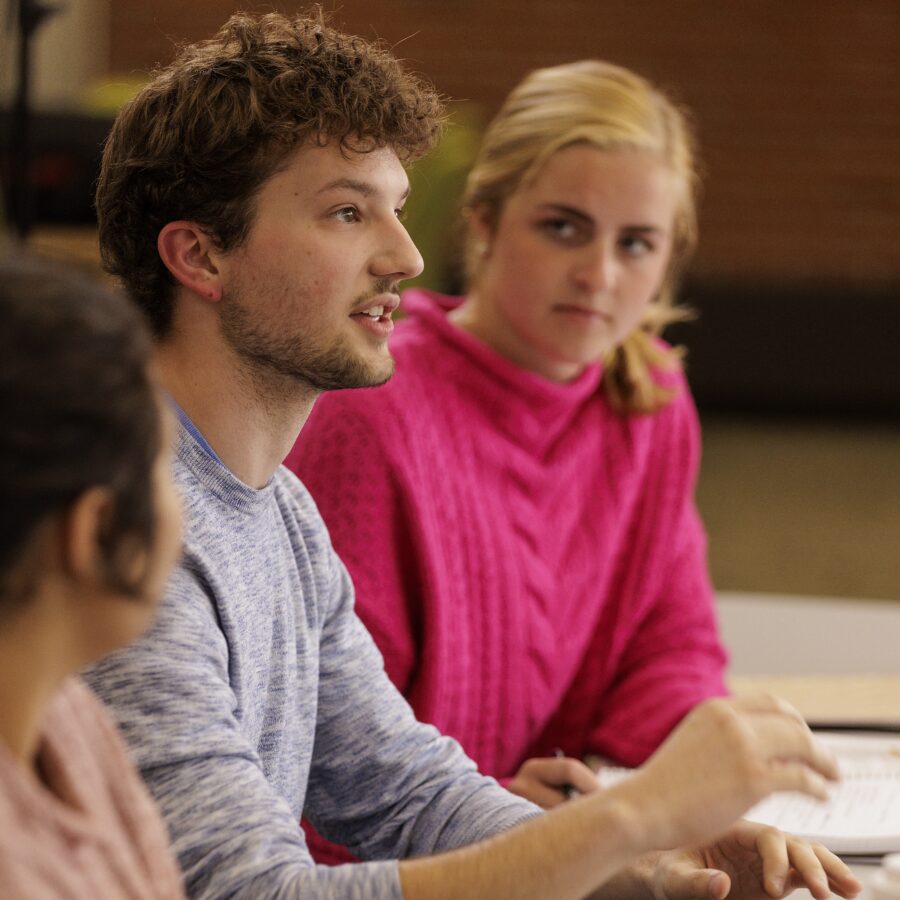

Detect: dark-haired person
83,11,861,900
0,256,185,897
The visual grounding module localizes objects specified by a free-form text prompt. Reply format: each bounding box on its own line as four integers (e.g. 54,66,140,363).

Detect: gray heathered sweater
85,426,540,899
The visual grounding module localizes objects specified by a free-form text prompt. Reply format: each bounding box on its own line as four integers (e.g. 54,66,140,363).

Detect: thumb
705,871,732,900
660,861,732,900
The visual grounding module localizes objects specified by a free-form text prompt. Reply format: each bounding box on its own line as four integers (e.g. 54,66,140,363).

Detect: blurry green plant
403,104,484,295
80,77,148,116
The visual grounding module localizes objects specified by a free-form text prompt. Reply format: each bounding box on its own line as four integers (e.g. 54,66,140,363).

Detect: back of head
464,60,701,413
96,10,445,336
0,256,159,614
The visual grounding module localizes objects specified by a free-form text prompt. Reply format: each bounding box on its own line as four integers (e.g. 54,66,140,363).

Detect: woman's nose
573,246,617,293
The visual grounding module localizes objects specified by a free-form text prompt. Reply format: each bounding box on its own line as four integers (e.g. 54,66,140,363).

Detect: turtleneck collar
400,289,604,452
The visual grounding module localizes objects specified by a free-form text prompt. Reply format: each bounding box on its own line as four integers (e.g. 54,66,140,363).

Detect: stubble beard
219,291,395,394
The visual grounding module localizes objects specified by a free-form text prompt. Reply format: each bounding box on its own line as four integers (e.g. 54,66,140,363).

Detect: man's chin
348,357,395,390
313,353,395,393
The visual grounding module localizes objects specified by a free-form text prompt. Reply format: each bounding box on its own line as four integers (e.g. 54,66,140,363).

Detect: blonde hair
463,60,700,414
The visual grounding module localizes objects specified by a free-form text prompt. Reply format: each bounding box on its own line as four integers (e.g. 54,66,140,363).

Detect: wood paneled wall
109,1,898,287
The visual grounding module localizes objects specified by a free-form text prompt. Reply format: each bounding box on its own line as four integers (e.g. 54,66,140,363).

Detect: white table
718,592,900,678
717,592,900,897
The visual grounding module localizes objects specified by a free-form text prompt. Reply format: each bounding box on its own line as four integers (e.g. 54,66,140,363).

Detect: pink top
0,677,185,899
290,288,727,816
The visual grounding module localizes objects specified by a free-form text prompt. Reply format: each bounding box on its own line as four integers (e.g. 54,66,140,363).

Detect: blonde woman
296,58,744,854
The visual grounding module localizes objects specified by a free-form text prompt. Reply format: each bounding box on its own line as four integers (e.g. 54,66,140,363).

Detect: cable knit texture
0,678,185,899
290,289,729,863
291,285,728,761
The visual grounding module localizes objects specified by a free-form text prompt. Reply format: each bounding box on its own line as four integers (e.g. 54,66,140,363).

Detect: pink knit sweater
0,678,185,899
289,288,728,775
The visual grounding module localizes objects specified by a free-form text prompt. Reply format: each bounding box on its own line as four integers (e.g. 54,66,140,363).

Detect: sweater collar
401,289,603,448
175,423,274,516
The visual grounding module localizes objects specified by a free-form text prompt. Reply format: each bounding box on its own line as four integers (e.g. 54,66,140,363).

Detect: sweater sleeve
290,392,474,866
304,543,541,860
288,395,421,698
583,384,729,767
586,503,729,766
85,485,539,899
84,568,404,900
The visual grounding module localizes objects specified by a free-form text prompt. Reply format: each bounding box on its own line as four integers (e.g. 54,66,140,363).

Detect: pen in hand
553,748,578,801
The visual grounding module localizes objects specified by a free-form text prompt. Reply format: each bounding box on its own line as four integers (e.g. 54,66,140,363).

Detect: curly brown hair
96,10,444,336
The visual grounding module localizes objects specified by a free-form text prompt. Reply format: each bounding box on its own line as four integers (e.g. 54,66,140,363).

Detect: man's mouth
350,297,398,337
352,292,400,319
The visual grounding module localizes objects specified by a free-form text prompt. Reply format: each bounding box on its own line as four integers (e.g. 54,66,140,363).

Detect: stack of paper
597,732,900,856
744,732,900,855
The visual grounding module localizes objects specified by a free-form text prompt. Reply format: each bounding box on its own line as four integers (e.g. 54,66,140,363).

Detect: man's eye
334,207,360,224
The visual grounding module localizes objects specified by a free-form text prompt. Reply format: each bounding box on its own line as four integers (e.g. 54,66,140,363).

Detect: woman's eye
334,206,360,224
620,235,654,257
540,218,580,242
395,207,407,222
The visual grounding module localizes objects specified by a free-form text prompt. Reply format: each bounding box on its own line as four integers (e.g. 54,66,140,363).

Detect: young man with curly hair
85,11,860,900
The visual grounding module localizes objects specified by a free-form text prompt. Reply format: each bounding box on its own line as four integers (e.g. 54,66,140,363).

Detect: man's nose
372,218,425,282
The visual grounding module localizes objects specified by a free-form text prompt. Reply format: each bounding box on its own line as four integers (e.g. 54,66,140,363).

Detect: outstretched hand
646,820,862,900
620,693,840,851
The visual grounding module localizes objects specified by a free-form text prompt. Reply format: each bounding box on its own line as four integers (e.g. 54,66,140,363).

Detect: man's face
216,141,423,392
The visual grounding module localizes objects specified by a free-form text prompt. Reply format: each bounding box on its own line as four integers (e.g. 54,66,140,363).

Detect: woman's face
139,405,183,608
465,144,679,382
92,403,183,652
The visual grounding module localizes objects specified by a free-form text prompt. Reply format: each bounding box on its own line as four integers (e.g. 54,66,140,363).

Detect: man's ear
157,221,224,304
61,487,116,583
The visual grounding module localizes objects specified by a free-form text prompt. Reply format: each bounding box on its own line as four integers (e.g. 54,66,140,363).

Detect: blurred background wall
2,0,898,599
0,0,108,110
107,0,899,287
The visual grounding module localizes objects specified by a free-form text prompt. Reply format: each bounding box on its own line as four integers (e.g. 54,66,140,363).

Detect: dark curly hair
0,255,160,615
96,10,445,336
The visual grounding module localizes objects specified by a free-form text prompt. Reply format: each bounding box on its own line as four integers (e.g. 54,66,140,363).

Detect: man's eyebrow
317,178,411,202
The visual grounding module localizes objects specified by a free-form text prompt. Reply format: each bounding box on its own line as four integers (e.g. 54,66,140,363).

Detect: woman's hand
506,755,601,808
645,819,862,899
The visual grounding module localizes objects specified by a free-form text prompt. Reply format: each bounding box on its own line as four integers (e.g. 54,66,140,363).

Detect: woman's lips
554,304,613,324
